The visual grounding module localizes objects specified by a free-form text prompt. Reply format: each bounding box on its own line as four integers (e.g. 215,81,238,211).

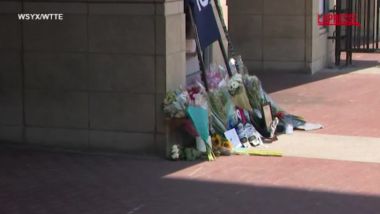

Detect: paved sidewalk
257,53,380,164
0,146,380,214
263,132,380,163
259,64,380,138
1,54,379,214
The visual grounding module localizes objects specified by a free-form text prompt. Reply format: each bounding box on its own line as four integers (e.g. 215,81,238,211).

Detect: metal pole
217,38,232,77
353,0,358,50
359,0,362,49
373,0,377,50
213,0,235,56
336,1,342,65
377,0,380,49
363,0,367,50
347,0,353,65
212,0,233,77
366,0,371,50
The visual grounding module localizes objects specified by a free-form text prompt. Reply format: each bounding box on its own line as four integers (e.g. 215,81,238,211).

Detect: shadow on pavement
1,146,379,214
256,54,379,94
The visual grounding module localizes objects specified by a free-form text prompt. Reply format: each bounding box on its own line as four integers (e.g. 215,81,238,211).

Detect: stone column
307,0,335,73
0,0,186,155
0,1,23,142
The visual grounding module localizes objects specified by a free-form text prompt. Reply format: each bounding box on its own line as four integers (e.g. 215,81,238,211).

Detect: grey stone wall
227,0,333,73
306,0,335,73
0,1,23,143
0,0,185,155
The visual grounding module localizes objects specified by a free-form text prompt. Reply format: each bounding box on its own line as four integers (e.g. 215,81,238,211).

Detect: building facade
0,0,334,154
228,0,335,74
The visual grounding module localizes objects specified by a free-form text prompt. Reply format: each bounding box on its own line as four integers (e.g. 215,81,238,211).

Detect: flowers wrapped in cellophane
162,89,190,119
186,83,216,161
243,74,283,114
208,87,235,136
203,65,233,136
227,73,253,111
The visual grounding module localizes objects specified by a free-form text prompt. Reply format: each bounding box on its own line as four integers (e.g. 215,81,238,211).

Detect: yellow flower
213,134,224,147
223,140,233,150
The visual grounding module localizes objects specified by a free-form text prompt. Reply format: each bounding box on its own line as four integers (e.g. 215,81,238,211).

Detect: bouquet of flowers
243,75,266,111
206,64,227,90
186,84,216,161
243,74,283,114
227,74,253,111
227,73,242,96
211,134,232,156
208,87,235,135
162,89,189,119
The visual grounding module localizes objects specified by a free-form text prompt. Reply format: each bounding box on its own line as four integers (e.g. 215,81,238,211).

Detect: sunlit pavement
258,53,380,163
1,54,380,213
259,55,380,138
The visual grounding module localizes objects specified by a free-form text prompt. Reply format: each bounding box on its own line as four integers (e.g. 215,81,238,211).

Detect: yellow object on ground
212,134,233,150
233,148,283,157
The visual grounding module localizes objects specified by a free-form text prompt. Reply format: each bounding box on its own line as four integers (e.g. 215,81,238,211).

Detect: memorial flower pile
163,57,322,161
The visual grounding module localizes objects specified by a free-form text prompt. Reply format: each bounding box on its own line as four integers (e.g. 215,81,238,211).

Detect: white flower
228,74,243,95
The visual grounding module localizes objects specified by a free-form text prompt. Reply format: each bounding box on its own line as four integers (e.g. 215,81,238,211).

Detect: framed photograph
261,103,273,131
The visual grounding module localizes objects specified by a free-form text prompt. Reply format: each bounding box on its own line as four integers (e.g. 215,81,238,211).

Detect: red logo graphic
318,13,361,26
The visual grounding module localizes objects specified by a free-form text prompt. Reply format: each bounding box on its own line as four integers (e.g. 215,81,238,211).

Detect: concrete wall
0,0,186,155
307,0,335,73
227,0,334,73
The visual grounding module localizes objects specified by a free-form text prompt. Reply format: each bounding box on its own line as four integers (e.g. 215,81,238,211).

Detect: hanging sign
186,0,221,50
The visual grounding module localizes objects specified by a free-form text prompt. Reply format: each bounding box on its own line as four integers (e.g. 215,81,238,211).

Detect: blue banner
186,0,221,50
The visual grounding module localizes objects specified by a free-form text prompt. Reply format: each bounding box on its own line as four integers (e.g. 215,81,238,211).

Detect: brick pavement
1,53,380,214
1,146,380,214
258,53,380,138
